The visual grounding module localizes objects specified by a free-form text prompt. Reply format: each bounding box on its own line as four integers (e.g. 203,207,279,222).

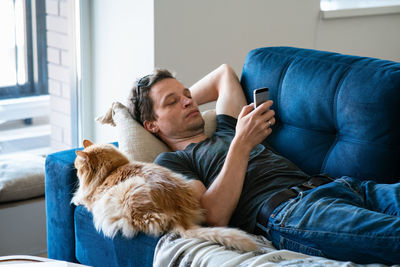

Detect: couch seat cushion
0,153,45,202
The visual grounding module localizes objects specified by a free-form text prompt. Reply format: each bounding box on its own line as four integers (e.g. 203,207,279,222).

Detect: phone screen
253,87,269,108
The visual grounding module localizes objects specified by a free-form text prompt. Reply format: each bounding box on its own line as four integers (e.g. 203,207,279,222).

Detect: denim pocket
279,236,324,257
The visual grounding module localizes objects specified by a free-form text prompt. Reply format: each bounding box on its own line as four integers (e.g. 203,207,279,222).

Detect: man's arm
202,102,274,226
189,64,275,227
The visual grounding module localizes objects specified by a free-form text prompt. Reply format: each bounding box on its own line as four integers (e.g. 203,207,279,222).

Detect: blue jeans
261,176,400,265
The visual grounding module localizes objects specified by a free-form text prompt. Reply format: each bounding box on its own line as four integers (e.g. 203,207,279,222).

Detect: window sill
321,5,400,19
0,95,50,155
0,95,50,122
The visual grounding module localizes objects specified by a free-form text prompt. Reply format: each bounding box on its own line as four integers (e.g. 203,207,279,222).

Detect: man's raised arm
189,64,247,118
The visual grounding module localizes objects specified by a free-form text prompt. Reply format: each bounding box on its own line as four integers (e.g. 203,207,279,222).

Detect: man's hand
233,100,275,153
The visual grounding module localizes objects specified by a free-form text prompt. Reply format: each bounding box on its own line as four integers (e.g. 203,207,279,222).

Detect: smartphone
253,87,269,108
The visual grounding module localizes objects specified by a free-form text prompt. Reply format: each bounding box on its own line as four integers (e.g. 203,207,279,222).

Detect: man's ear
143,120,159,134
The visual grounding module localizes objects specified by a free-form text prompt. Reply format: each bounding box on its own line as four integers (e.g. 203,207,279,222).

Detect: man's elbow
204,209,229,227
218,63,235,76
217,64,236,84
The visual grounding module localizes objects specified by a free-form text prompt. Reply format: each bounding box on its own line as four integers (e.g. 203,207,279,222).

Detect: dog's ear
76,150,88,160
83,139,94,148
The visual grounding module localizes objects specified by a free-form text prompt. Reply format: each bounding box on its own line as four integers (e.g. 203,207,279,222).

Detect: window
0,0,49,156
321,0,400,18
321,0,400,11
0,0,48,100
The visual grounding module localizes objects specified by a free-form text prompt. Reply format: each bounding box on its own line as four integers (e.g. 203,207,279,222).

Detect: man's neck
164,132,208,151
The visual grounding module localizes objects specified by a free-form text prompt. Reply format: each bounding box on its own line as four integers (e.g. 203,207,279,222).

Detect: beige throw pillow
96,102,217,162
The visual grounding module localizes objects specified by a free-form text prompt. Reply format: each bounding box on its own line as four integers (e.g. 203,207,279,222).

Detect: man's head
128,69,205,143
127,69,173,126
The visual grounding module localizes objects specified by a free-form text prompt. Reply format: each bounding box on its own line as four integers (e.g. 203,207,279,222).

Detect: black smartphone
253,87,269,108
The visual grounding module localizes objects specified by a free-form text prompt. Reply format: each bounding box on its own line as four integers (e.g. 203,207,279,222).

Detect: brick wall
45,0,73,151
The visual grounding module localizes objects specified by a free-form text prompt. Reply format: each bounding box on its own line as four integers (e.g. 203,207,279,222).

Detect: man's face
146,78,205,140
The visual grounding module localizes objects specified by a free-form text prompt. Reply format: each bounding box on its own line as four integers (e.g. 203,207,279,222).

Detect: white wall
88,0,400,142
89,0,154,143
154,0,400,87
155,0,320,86
316,13,400,60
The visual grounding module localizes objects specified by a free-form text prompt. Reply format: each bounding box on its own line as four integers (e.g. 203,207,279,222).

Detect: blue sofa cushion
241,47,400,183
74,206,160,267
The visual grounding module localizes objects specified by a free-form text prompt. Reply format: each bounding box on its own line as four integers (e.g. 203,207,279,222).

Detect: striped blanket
153,233,392,267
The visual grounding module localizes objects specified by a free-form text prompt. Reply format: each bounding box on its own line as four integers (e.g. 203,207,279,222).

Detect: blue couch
45,47,400,266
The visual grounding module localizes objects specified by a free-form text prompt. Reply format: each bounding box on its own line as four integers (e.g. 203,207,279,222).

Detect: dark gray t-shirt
155,114,309,233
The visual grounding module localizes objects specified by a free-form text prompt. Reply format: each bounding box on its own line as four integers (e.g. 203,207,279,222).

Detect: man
127,65,400,265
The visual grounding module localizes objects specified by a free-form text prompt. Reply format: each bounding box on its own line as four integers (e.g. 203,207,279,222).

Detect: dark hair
127,69,175,125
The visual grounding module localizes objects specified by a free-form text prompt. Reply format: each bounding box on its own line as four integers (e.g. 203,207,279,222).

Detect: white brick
63,126,72,146
46,15,68,34
48,64,70,83
50,111,71,128
51,124,63,142
50,95,71,115
61,50,70,66
59,1,69,18
48,79,62,96
45,0,58,15
61,83,70,99
47,31,69,50
47,47,60,64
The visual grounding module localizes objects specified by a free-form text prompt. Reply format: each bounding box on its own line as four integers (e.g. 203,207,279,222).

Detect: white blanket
154,233,393,267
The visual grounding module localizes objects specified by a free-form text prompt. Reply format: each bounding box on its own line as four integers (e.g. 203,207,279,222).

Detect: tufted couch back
241,47,400,183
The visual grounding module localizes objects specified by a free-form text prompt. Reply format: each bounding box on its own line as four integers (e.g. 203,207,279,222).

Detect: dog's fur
71,140,258,252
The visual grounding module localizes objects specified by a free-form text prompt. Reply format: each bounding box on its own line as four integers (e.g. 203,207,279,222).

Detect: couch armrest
45,148,79,262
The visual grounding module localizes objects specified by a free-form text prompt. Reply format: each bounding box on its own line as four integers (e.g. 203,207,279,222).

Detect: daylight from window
0,0,26,88
321,0,400,11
